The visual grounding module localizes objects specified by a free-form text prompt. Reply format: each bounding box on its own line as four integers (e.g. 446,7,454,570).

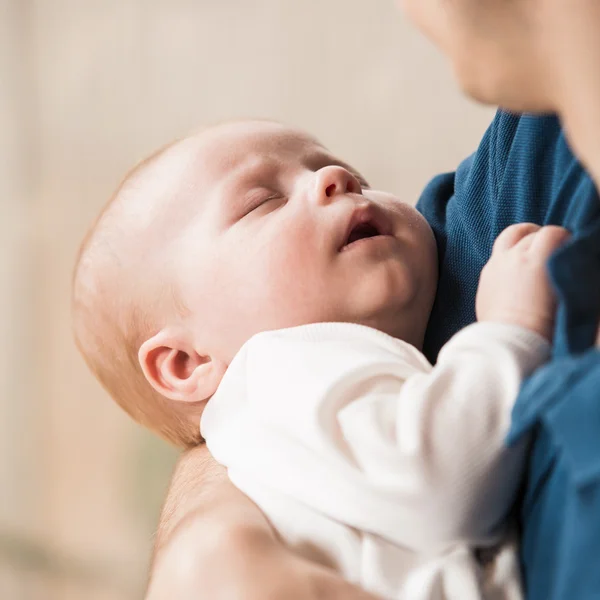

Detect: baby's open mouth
339,206,393,252
345,222,382,246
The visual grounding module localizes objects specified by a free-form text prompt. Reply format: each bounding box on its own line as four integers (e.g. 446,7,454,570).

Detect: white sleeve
202,322,550,554
338,322,550,549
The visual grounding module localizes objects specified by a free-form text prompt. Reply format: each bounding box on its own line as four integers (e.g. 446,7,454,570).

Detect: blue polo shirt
417,112,600,600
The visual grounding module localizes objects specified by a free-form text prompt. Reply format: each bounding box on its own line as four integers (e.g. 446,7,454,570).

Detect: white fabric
201,322,550,600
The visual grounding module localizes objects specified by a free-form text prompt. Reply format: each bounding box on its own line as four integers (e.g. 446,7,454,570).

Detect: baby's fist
476,224,571,340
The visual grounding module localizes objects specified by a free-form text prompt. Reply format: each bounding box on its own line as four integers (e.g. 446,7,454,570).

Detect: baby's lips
339,204,391,251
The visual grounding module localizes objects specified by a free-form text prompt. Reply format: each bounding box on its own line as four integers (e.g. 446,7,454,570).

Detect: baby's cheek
267,224,315,275
262,234,330,319
265,243,316,299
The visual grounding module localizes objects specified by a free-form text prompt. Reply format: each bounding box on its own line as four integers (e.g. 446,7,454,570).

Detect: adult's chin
452,59,557,114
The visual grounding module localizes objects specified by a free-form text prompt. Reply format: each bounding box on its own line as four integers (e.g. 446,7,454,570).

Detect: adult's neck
556,74,600,193
536,1,600,192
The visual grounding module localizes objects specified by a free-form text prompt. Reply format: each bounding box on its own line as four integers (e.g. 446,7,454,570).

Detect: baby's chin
373,283,435,347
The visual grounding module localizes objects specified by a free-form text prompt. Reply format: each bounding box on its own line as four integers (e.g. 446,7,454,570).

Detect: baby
73,120,568,600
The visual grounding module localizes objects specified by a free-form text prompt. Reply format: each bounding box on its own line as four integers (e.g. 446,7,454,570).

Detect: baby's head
73,120,438,446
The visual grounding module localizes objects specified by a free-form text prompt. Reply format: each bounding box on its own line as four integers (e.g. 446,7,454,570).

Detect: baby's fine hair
72,139,202,447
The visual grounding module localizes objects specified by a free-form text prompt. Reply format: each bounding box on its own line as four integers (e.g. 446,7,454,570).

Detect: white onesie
201,322,550,600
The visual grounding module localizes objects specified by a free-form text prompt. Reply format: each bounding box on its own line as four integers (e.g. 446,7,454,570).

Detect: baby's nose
314,166,361,204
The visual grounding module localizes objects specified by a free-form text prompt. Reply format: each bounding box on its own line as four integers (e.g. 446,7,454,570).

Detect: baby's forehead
147,121,349,224
193,121,327,176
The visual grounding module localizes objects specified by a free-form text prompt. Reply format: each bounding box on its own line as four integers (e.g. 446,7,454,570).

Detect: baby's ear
138,329,227,403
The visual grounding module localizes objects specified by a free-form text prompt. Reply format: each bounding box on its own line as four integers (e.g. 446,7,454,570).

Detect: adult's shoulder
417,112,578,241
417,112,580,361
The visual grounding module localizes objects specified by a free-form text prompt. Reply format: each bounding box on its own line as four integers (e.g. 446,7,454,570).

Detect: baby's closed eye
240,188,285,218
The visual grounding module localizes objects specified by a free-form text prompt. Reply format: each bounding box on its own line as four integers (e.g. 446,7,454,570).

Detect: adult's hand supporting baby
476,224,570,339
146,443,378,600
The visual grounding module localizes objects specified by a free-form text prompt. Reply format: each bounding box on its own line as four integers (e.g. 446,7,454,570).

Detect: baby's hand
476,224,571,340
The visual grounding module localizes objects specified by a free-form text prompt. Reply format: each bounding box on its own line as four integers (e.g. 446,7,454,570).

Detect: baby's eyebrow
240,155,278,178
217,158,279,219
222,157,277,193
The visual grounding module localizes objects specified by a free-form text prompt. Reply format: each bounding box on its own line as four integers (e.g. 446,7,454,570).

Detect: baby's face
170,121,437,361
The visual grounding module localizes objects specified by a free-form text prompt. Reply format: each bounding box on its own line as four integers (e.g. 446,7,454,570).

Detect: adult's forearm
147,443,277,597
146,443,379,600
152,443,272,553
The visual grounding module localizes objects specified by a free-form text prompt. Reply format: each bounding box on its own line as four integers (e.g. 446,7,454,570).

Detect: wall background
0,1,493,598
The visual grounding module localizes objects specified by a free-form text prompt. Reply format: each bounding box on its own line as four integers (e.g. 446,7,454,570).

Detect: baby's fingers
493,223,541,253
529,225,571,258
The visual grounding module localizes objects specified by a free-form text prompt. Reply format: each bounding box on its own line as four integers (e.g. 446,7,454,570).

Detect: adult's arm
146,443,378,600
506,346,600,600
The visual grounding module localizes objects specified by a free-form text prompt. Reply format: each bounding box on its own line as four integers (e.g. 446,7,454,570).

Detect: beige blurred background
0,1,494,598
